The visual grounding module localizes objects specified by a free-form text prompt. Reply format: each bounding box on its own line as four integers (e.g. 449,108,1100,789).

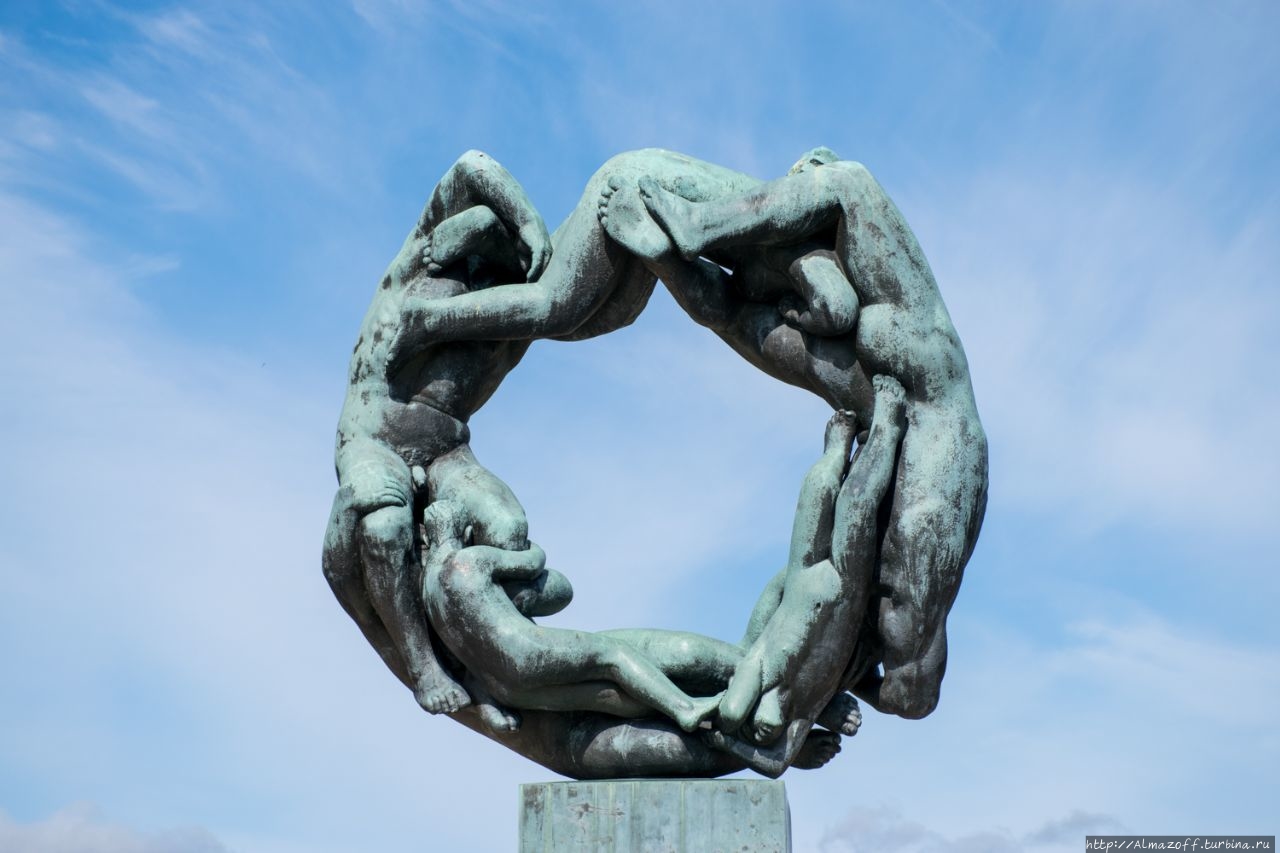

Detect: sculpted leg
597,628,741,694
720,409,855,734
321,486,409,686
360,504,468,714
701,718,826,779
401,175,637,344
739,567,785,648
781,249,859,337
590,641,721,732
638,165,846,261
423,204,521,276
858,408,987,720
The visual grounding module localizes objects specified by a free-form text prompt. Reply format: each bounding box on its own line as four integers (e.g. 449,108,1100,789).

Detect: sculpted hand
517,220,552,281
384,297,435,374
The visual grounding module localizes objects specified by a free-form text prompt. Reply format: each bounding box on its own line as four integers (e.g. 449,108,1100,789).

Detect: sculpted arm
451,543,548,582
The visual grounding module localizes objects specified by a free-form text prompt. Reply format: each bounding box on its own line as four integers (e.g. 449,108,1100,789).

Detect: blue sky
1,1,1277,851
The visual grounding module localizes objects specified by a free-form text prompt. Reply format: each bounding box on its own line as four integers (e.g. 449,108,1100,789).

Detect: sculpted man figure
322,150,561,714
717,377,905,758
601,148,989,719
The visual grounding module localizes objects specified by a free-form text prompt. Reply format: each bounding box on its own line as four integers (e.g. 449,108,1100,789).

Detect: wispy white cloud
0,186,514,849
0,5,369,213
131,7,217,59
784,604,1278,851
0,806,226,853
819,804,1126,852
917,162,1280,542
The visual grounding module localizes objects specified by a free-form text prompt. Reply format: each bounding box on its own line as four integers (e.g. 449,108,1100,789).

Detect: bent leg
831,376,906,580
341,445,468,714
405,175,636,343
740,567,786,648
321,484,409,686
860,407,986,720
599,628,742,694
423,204,522,276
427,445,574,617
509,628,718,732
642,161,941,309
783,249,858,337
360,503,468,713
428,444,529,549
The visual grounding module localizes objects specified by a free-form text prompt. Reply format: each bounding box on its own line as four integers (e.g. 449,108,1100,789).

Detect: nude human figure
720,378,906,762
322,150,565,715
382,150,776,369
423,499,860,777
601,179,859,338
420,500,723,732
604,151,988,719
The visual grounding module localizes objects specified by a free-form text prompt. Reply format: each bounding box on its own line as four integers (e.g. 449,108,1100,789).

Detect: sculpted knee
877,664,942,720
595,150,652,179
359,507,413,556
877,624,947,719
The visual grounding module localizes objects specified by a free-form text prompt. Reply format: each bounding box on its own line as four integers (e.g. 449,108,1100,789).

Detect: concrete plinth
519,779,791,852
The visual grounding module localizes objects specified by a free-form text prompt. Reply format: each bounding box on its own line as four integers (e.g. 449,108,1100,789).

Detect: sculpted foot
872,374,908,428
701,728,794,779
464,673,521,732
825,409,859,456
415,673,471,714
637,176,702,260
816,692,862,736
422,205,499,275
792,729,842,770
676,694,723,733
598,176,674,261
477,699,522,733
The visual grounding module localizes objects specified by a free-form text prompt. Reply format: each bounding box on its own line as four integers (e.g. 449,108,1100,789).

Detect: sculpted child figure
601,148,988,719
717,377,906,763
420,500,723,733
421,497,863,776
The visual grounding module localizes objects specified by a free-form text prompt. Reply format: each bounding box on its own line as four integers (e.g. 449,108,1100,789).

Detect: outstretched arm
422,149,551,280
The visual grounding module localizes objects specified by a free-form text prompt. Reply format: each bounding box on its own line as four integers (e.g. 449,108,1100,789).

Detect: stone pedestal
518,779,791,852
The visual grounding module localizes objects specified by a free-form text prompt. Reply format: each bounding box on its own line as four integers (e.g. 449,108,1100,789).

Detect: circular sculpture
321,148,988,779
